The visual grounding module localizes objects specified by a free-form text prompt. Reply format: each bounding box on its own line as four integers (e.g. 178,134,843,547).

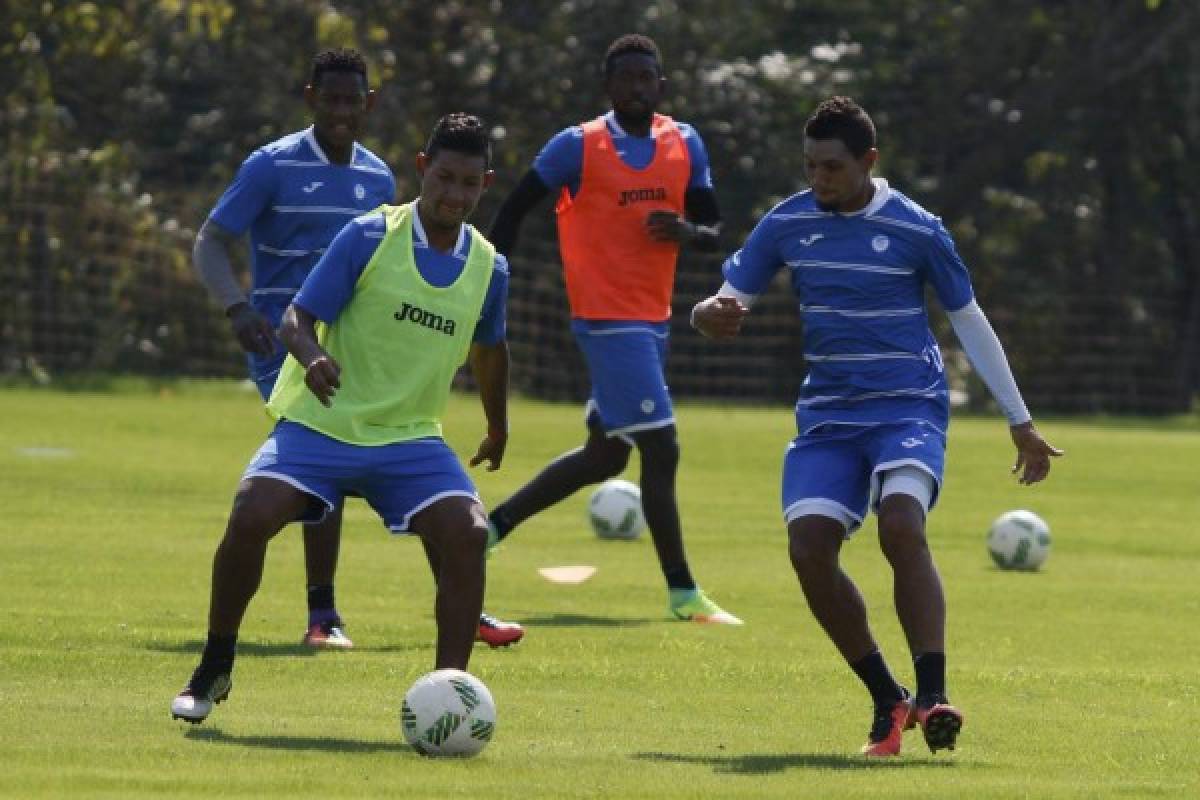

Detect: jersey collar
604,110,649,140
411,200,467,255
839,177,891,217
302,126,361,166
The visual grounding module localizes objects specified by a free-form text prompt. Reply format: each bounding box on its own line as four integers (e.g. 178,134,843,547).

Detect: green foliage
2,2,1198,410
0,386,1197,797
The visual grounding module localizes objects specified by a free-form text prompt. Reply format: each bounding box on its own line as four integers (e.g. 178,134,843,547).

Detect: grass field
1,382,1197,798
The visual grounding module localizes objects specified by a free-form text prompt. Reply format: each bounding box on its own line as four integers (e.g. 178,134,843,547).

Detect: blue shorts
571,320,674,439
781,420,945,534
243,420,479,533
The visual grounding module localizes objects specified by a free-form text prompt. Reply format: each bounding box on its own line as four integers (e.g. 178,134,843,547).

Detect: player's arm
691,211,784,338
466,257,511,470
278,304,340,407
648,125,721,251
468,341,509,471
487,169,550,257
192,218,276,356
945,300,1063,484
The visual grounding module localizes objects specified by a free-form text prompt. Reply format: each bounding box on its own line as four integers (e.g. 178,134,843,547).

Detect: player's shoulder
350,142,394,179
256,128,318,163
467,224,510,275
759,190,822,225
871,182,944,236
350,209,387,236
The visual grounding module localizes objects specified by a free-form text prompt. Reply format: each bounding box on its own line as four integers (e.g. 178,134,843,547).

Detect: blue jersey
532,111,713,198
723,179,974,433
295,208,508,346
209,126,396,328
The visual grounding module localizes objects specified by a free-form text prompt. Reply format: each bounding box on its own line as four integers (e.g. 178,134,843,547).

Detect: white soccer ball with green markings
588,479,645,540
987,510,1051,571
401,669,496,757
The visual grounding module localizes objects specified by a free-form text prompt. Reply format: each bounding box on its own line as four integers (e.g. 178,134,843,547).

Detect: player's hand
227,303,278,357
470,429,507,471
304,355,341,407
1009,421,1063,485
691,295,749,339
646,210,694,243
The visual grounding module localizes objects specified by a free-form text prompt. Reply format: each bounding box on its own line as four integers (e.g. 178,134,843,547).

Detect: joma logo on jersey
394,302,457,335
617,187,667,206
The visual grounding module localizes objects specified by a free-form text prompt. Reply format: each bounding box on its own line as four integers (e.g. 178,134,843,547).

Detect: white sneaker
171,669,231,724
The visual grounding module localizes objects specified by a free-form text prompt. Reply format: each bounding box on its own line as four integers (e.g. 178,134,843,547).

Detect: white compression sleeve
717,280,757,307
192,218,246,310
946,300,1031,425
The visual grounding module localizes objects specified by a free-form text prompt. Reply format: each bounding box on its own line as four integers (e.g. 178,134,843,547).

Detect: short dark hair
602,34,662,78
425,113,492,169
309,48,368,88
804,96,877,158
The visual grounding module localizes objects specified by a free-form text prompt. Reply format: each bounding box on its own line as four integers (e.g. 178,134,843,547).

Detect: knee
877,506,928,564
788,523,839,576
226,495,280,543
583,440,632,482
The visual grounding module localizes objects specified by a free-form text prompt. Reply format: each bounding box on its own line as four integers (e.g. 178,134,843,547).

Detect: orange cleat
861,691,914,757
301,620,354,649
912,695,963,752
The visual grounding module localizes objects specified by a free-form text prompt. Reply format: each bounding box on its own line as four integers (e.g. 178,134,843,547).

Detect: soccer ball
401,669,496,757
588,479,645,540
987,510,1051,571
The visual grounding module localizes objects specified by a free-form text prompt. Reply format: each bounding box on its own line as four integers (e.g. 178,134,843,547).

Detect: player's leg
783,430,910,756
872,447,962,752
172,475,317,724
410,496,489,670
629,424,740,624
420,535,524,648
300,500,353,649
487,416,631,545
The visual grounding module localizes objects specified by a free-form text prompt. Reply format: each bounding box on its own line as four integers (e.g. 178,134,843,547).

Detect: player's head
304,48,376,156
602,34,665,127
416,113,495,232
803,96,879,212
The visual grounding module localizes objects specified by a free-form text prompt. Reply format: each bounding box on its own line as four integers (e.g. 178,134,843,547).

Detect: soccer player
172,113,511,724
485,34,740,625
691,97,1062,756
193,49,523,649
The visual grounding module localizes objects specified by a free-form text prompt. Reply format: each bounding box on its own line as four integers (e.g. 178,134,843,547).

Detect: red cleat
476,612,524,647
861,691,913,757
912,695,963,752
301,620,354,649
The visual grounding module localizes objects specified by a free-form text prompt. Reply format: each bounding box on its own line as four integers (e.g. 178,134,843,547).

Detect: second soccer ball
588,479,645,540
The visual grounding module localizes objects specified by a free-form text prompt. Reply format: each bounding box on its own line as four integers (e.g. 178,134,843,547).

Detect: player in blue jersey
173,113,513,724
692,97,1062,757
193,49,523,650
485,34,740,625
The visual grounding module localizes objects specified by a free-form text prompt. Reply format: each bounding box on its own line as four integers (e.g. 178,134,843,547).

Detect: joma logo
617,187,667,207
394,302,457,335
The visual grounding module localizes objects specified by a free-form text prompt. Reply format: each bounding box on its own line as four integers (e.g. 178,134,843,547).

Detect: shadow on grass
145,639,428,657
510,612,652,628
185,727,410,754
633,751,962,774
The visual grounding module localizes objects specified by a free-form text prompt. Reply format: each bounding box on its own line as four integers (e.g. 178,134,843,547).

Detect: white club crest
355,184,366,200
872,234,890,252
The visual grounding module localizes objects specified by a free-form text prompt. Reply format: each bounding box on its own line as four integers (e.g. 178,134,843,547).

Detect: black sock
307,584,336,613
913,651,946,701
663,564,696,591
489,507,515,542
201,632,237,667
850,650,905,708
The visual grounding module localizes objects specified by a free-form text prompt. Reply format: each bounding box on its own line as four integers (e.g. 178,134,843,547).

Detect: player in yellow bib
172,114,511,724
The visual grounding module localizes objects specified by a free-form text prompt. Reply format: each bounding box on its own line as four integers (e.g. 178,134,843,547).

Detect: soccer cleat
668,589,744,625
171,663,232,724
476,612,524,647
301,620,354,649
911,694,964,752
861,690,914,757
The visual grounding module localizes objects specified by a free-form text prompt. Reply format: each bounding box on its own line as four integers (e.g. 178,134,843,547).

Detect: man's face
605,53,663,125
305,71,374,152
416,149,494,230
803,137,877,212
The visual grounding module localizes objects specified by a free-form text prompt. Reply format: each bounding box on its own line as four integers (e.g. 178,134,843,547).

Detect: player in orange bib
486,34,740,624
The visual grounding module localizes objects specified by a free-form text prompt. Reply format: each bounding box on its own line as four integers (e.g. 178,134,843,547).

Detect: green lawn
1,383,1196,798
